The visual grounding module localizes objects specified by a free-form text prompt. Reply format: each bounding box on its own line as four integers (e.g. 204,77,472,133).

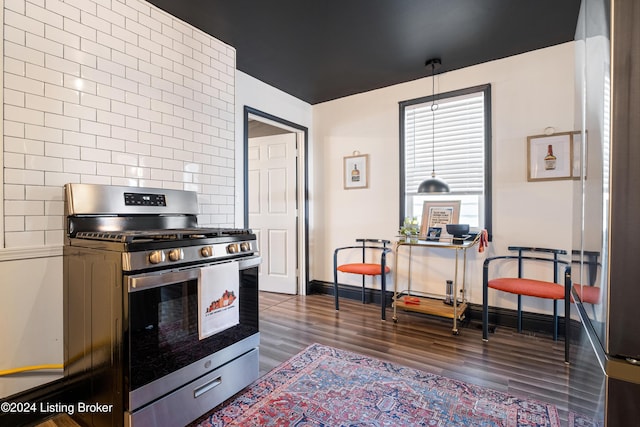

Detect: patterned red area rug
193,343,562,427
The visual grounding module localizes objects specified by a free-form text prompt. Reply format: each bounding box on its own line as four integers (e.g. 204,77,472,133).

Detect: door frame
243,106,310,294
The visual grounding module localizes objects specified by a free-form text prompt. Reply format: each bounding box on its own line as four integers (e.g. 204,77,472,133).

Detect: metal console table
392,233,481,334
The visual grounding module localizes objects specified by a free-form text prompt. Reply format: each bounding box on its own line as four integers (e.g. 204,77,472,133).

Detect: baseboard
0,377,69,427
309,279,579,338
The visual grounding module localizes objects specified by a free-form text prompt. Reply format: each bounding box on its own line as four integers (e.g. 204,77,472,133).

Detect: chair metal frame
333,238,391,320
482,246,571,363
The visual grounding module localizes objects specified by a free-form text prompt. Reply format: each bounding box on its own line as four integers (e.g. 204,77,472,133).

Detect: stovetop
74,227,254,244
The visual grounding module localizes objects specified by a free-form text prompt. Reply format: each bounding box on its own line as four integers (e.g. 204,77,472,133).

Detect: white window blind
404,91,485,195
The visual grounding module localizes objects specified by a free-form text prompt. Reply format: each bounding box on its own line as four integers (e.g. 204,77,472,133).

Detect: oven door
125,255,260,412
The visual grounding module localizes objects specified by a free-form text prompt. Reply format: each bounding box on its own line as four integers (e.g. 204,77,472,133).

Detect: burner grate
75,231,129,242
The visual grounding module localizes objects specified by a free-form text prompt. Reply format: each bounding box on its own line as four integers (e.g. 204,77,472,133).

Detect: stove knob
240,242,251,252
227,244,239,254
201,246,213,258
149,250,165,264
168,248,184,262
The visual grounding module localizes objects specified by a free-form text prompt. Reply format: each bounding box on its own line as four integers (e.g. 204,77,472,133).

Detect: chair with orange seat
482,246,572,362
334,238,392,320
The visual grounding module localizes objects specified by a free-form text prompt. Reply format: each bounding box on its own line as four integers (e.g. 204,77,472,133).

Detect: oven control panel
124,192,167,206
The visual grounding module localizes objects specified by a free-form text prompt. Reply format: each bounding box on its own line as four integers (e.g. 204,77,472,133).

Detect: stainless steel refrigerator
571,0,640,425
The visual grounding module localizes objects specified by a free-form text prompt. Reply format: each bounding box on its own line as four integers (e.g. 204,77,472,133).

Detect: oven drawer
126,347,259,427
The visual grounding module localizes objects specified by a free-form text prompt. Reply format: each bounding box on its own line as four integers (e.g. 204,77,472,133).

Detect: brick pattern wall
3,0,236,248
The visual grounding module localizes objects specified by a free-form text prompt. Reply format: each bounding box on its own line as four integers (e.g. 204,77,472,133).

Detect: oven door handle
128,255,261,292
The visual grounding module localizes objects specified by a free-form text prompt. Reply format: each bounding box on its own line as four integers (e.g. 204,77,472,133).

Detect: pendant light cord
431,62,437,177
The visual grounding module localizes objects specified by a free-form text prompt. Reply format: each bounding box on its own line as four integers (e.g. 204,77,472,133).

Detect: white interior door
248,133,298,294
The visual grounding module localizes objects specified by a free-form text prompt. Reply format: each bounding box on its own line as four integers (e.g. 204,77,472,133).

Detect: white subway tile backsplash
6,105,45,126
5,0,25,14
48,0,81,22
5,74,45,96
5,137,45,156
97,4,125,28
137,107,162,124
5,216,25,232
124,141,150,156
5,231,45,247
26,33,63,58
5,200,45,216
45,112,80,132
27,94,63,114
64,45,97,68
5,184,25,200
44,200,65,216
81,147,112,163
46,24,80,49
64,102,97,121
62,130,96,148
97,110,125,127
45,229,65,246
80,119,111,137
45,83,80,103
26,63,64,86
81,11,110,35
5,41,45,67
4,0,236,247
26,215,62,231
80,174,112,185
65,75,97,96
45,142,80,160
96,136,125,152
111,75,138,93
27,155,63,172
25,185,63,201
111,152,138,167
111,125,137,142
5,9,45,37
26,125,63,143
46,54,80,77
5,57,26,77
80,38,111,61
5,25,26,45
97,162,125,177
4,88,25,107
5,121,26,138
44,171,80,187
5,152,25,169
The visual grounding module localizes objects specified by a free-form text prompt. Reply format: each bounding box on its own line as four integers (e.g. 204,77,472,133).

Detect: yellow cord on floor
0,364,63,376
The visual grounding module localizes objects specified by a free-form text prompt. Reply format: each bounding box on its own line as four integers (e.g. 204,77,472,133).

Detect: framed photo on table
420,201,461,238
527,131,581,181
344,154,369,189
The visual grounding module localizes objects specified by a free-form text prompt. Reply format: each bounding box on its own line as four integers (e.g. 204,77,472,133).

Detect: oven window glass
127,266,258,390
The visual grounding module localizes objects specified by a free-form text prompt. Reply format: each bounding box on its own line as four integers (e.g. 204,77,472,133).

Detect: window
399,84,492,237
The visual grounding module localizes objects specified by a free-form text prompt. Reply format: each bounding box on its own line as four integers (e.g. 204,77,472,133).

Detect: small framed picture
420,201,461,238
426,227,442,241
344,154,369,189
527,131,581,181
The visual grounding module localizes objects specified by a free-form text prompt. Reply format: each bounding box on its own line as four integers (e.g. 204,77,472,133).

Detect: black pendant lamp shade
417,58,450,194
418,173,450,193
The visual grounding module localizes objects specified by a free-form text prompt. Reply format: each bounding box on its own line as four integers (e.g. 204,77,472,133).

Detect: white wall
234,70,313,227
312,42,576,313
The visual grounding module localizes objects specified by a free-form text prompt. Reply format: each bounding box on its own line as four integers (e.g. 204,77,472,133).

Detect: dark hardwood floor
257,292,601,426
39,292,601,427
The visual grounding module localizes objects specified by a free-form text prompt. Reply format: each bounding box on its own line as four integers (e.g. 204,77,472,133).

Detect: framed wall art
344,153,369,189
419,200,461,238
527,131,582,181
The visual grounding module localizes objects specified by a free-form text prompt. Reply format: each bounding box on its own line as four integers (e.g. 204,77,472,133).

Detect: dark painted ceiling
146,0,581,105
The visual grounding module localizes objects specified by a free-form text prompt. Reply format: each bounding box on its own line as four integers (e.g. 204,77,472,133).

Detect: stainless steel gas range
63,183,261,427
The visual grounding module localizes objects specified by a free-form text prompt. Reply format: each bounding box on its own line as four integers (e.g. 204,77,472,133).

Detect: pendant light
417,58,450,194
